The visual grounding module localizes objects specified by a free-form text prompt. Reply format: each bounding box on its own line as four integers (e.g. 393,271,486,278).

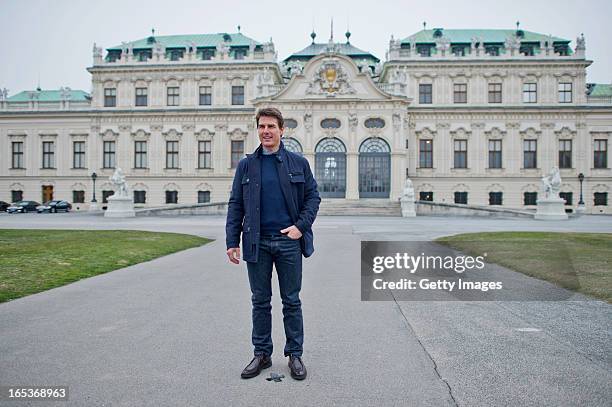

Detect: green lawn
0,229,212,303
436,232,612,303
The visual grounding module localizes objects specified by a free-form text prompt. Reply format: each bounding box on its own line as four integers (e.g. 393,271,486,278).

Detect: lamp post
577,173,586,214
90,172,98,211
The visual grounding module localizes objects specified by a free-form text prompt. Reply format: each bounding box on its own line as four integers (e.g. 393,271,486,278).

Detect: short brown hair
256,107,284,129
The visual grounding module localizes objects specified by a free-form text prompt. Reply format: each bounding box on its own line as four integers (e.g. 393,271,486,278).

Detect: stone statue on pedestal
400,178,416,217
110,168,129,197
105,168,135,218
540,166,561,199
535,166,567,220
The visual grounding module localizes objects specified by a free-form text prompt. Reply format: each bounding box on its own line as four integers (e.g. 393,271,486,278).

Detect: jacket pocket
241,175,250,200
289,172,305,183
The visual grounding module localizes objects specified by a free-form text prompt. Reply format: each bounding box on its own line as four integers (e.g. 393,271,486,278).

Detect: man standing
226,107,320,380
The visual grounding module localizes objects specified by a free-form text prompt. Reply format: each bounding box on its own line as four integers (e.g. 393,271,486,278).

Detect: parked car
0,201,10,212
6,201,41,213
36,200,72,213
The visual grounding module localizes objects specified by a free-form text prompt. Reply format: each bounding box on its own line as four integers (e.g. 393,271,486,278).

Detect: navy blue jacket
226,141,321,263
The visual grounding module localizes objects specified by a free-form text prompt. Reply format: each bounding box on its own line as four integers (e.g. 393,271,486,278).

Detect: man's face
257,115,283,151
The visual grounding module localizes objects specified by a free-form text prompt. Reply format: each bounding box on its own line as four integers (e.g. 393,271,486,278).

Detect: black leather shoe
241,354,272,379
288,355,307,380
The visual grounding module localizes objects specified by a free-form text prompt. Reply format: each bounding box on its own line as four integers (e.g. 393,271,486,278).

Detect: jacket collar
250,140,286,159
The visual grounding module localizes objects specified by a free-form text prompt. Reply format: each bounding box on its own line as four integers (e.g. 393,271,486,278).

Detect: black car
0,201,10,212
6,201,41,213
36,200,72,213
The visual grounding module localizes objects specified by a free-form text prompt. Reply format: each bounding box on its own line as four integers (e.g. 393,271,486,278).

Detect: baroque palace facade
1,27,611,213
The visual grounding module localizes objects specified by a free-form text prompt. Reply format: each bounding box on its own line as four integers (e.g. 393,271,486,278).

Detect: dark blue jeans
246,233,303,357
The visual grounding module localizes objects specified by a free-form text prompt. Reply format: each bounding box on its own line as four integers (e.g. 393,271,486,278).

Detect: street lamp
91,172,98,203
578,173,584,205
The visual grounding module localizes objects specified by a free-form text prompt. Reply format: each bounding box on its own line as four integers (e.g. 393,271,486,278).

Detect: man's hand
227,247,241,264
280,225,303,240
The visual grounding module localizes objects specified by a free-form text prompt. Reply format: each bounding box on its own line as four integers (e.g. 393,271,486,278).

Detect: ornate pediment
306,59,355,97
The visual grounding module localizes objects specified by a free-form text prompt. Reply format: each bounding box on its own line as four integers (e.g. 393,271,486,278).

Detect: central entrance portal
315,138,346,198
359,138,391,198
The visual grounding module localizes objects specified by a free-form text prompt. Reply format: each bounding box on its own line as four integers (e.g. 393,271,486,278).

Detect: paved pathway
0,213,611,406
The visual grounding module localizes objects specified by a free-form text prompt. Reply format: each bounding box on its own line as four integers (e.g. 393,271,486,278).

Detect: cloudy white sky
1,0,610,94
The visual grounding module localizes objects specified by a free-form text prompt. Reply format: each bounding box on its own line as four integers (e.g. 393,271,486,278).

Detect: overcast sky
1,0,610,94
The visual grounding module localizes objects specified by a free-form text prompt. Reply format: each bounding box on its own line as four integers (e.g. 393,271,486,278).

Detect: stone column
541,122,556,172
181,123,196,174
471,122,486,173
505,122,521,174
436,122,451,175
214,123,228,175
346,113,359,199
118,124,132,171
149,124,164,175
345,152,358,200
408,120,417,176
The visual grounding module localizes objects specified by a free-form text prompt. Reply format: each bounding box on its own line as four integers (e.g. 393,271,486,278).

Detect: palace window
167,87,180,106
364,118,385,129
198,191,211,203
520,44,535,56
104,88,116,107
419,84,432,104
559,140,572,168
524,192,537,206
419,191,433,201
453,83,467,104
73,141,85,169
523,83,537,103
134,190,146,204
42,141,55,169
134,141,147,169
558,83,572,103
488,140,502,168
234,48,247,60
451,46,466,56
284,119,298,129
417,45,432,57
559,192,573,206
523,140,537,169
199,86,212,106
166,141,179,169
11,141,24,169
488,83,502,103
165,190,178,204
103,141,115,169
168,49,184,61
594,140,608,168
485,45,500,56
594,192,608,206
321,118,341,129
454,191,468,204
135,87,148,106
231,86,244,105
489,192,503,205
200,48,215,60
231,140,244,169
198,140,211,169
453,139,467,168
102,190,114,203
11,190,23,202
73,190,85,204
419,139,433,168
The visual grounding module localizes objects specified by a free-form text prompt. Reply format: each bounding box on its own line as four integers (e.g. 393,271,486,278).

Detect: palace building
1,27,611,213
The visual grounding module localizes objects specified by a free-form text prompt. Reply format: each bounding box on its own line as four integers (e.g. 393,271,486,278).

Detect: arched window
283,137,303,154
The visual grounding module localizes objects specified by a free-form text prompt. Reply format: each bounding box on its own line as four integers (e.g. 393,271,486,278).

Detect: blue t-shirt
260,153,293,234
